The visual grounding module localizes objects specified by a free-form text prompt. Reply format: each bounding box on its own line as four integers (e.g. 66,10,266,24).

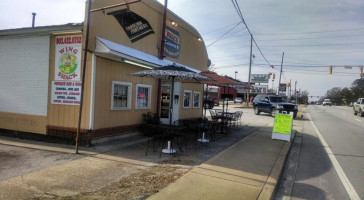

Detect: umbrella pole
226,87,229,113
156,79,162,118
222,86,226,117
204,84,208,119
169,77,175,126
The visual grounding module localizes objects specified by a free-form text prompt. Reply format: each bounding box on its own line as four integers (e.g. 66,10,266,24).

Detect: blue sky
1,0,363,97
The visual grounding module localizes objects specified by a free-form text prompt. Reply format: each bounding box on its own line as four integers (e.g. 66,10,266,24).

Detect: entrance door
160,82,181,125
160,84,171,124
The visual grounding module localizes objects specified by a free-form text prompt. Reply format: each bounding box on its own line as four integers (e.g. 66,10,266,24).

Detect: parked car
322,99,331,106
253,94,298,118
212,98,220,106
234,97,243,104
353,98,364,116
203,96,214,109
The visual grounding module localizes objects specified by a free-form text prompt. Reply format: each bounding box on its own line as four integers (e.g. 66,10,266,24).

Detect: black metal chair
145,124,164,156
172,120,188,151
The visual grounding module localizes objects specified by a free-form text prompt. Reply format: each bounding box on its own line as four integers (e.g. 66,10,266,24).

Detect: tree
340,87,354,105
326,87,342,105
299,90,309,104
351,79,364,100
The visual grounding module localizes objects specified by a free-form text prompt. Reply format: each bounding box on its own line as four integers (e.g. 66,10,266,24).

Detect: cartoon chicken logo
59,53,77,75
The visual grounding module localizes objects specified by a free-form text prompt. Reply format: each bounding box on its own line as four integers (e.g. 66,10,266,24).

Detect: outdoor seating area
144,111,243,157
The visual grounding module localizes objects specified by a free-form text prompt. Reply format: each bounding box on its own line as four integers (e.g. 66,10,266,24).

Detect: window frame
135,84,152,110
183,90,192,108
111,81,132,110
193,91,200,108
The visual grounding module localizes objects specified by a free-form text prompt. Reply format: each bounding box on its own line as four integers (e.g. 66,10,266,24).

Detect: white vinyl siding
0,36,50,115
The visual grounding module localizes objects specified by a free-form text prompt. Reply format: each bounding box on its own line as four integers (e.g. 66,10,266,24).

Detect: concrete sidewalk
148,126,293,200
0,124,295,200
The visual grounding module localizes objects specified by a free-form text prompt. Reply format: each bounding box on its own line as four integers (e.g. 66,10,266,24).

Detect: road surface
283,105,364,199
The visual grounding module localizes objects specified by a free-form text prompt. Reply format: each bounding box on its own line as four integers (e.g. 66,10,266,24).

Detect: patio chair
172,120,188,151
230,111,243,128
184,119,201,148
209,109,218,121
145,124,164,156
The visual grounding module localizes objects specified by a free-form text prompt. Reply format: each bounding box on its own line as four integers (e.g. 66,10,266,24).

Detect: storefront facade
0,0,209,144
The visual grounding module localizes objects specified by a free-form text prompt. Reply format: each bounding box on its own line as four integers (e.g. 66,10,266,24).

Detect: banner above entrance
109,9,154,43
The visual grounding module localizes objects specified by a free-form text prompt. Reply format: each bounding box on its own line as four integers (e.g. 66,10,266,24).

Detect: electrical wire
206,22,242,47
201,22,242,35
255,27,364,36
231,0,274,68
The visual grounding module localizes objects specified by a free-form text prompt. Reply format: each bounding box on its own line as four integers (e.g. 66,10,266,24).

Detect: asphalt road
289,105,364,199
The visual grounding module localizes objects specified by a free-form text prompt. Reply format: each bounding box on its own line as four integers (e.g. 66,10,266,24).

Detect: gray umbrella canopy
130,64,213,126
130,64,213,81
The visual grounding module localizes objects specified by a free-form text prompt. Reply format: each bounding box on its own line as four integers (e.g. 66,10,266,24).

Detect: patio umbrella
130,64,213,126
198,71,239,118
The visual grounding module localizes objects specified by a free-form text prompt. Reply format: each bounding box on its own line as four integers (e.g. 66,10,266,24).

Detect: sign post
272,112,293,142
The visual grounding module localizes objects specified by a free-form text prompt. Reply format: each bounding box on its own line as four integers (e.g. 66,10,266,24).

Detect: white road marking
307,113,361,200
355,119,362,122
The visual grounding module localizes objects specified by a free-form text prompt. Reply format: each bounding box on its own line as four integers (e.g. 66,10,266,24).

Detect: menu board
272,113,293,141
51,81,82,105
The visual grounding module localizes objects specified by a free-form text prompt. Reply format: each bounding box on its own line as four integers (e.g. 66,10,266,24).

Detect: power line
206,22,242,47
260,42,364,48
231,0,273,68
201,22,242,35
255,27,364,36
256,34,364,41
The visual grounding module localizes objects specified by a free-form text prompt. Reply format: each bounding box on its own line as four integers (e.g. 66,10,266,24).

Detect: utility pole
235,71,238,80
75,0,92,154
247,34,253,106
295,80,297,104
289,79,292,98
156,0,168,118
277,52,284,95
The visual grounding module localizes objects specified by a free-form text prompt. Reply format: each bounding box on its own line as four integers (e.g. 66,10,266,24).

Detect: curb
258,130,297,200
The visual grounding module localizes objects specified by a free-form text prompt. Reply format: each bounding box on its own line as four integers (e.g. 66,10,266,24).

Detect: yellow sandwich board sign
272,113,293,142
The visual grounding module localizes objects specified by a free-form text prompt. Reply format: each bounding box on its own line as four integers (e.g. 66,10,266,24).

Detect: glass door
160,85,171,123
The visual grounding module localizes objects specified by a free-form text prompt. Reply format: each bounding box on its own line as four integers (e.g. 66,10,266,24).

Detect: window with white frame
183,90,192,108
193,91,200,108
112,81,132,110
136,84,152,109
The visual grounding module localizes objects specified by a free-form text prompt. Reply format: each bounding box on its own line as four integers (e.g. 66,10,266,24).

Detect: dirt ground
29,123,257,200
32,164,188,200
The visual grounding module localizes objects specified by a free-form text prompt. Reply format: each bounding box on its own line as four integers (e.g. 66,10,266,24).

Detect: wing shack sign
55,35,82,81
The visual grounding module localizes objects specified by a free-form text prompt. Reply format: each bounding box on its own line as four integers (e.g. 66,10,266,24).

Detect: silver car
234,97,243,104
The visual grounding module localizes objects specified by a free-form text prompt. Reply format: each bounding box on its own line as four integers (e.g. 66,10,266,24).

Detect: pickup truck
353,98,364,117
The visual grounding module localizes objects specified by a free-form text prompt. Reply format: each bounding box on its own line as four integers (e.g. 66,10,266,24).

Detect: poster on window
55,35,82,81
51,81,82,105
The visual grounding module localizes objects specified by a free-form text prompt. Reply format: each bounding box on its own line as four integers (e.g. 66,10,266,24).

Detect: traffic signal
360,66,363,76
273,73,276,79
329,65,332,74
286,82,291,87
268,73,271,79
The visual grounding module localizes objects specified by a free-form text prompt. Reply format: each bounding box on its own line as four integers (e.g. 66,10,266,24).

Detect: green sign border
273,113,293,135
